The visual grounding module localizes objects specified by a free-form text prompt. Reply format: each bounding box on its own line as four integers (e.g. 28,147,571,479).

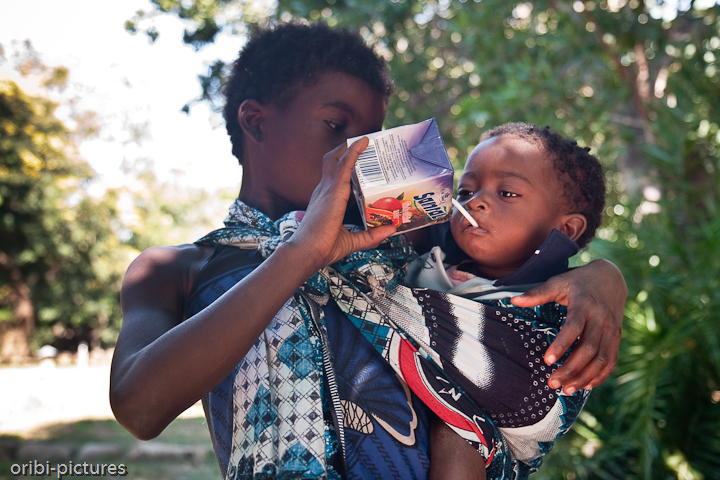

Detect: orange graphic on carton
364,191,451,230
366,197,404,228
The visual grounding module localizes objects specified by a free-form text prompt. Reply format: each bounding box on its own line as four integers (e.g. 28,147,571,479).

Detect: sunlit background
1,0,720,478
2,0,243,193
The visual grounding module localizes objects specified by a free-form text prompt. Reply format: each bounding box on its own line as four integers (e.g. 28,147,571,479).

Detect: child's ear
238,99,265,143
559,214,587,243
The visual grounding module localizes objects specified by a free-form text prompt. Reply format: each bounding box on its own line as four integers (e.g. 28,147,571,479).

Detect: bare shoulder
122,244,215,323
125,244,213,278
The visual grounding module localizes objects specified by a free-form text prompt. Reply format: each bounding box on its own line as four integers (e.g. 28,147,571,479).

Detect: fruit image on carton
347,118,454,234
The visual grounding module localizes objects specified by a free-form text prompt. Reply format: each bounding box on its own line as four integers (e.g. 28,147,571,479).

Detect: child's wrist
278,238,328,275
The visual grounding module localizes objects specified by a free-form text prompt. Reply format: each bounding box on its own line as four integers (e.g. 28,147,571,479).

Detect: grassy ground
0,417,220,480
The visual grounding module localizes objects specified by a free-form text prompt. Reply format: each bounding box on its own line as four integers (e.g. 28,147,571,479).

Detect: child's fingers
511,280,570,308
323,224,396,266
545,301,620,393
362,224,397,247
321,142,349,178
543,311,587,367
580,329,618,390
318,137,368,194
550,326,617,394
335,137,369,178
545,313,597,390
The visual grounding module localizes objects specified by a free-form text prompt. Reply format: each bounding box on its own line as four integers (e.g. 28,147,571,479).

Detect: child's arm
408,227,625,395
511,259,626,395
429,414,486,480
110,139,396,439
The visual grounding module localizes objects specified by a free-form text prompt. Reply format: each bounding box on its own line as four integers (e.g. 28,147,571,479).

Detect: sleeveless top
187,245,431,479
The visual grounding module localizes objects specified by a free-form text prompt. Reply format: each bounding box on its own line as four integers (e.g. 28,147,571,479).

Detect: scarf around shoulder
197,199,588,480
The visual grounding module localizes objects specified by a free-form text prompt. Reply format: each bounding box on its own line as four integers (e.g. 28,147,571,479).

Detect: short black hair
481,122,606,248
222,21,395,163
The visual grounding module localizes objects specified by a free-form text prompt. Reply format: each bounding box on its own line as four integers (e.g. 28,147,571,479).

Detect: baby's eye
457,188,473,198
499,191,519,198
326,120,346,133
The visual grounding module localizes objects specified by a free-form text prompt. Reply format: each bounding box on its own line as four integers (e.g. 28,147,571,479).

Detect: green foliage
0,45,235,357
0,79,133,353
132,0,720,477
0,84,232,355
118,165,234,253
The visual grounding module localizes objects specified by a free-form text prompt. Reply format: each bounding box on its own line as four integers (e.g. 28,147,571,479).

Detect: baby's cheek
449,211,464,236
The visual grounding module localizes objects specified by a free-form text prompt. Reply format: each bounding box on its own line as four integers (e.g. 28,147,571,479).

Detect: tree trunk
0,252,34,362
0,325,30,363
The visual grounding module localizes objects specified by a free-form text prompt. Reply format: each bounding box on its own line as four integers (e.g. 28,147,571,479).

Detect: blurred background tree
124,0,720,477
0,46,230,362
0,63,128,360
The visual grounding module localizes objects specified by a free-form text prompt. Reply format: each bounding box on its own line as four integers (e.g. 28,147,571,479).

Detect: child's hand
289,138,397,269
511,259,626,395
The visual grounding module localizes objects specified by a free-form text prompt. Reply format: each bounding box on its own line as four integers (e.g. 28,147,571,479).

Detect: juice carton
347,118,453,234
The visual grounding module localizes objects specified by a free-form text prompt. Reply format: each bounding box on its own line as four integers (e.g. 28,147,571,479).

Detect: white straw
452,198,478,227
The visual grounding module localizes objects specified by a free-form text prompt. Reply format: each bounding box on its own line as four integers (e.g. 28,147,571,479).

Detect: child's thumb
511,283,555,308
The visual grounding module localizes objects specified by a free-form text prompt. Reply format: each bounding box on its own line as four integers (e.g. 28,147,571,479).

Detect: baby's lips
462,219,489,234
459,214,477,229
452,198,478,227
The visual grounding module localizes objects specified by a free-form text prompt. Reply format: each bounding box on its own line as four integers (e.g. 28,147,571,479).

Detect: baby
408,122,604,294
404,122,606,478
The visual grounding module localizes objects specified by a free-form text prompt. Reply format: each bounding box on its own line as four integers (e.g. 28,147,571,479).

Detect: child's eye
500,191,519,198
457,188,474,198
326,121,346,133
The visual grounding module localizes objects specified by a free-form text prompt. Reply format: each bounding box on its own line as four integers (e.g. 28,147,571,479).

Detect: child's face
250,72,386,218
451,135,569,279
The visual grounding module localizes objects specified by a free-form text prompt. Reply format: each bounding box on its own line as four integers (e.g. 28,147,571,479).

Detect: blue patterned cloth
193,200,589,479
192,200,430,479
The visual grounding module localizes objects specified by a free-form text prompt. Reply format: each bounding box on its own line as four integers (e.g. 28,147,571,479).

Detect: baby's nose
467,193,488,210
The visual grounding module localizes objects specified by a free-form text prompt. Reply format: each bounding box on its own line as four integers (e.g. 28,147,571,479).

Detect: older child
110,22,624,480
404,123,606,478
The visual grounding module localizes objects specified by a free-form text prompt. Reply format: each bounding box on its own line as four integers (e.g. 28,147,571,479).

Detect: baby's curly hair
222,21,394,163
481,122,606,248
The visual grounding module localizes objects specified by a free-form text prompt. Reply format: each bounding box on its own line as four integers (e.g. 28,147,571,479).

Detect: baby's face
451,135,567,280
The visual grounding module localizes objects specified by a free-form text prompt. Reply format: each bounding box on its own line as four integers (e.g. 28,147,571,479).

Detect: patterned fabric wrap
197,199,589,479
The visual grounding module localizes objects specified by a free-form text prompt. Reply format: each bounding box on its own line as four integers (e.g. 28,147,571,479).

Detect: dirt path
0,365,203,435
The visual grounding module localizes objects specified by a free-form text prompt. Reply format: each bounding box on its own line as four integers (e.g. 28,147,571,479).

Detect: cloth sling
197,199,589,480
